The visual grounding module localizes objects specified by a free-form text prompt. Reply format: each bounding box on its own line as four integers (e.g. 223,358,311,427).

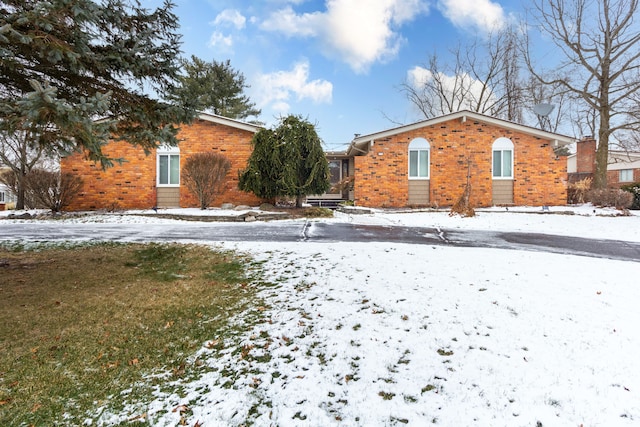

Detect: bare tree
0,128,48,209
182,152,231,209
402,26,524,121
526,0,640,188
521,76,575,133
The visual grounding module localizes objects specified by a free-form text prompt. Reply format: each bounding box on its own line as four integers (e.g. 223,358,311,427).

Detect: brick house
60,113,264,210
567,138,640,187
334,110,574,208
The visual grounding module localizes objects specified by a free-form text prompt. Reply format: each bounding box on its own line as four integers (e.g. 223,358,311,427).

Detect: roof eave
351,110,575,147
196,112,263,133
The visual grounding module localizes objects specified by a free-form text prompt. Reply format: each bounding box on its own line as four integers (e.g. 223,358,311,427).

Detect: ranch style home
316,110,574,208
61,113,264,211
61,110,575,211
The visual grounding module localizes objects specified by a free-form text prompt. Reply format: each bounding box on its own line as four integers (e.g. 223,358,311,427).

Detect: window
408,138,430,179
157,146,180,186
0,191,5,203
492,137,514,179
619,169,633,182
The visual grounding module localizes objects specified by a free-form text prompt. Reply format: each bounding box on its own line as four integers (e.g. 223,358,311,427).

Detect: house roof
346,110,575,156
196,112,263,133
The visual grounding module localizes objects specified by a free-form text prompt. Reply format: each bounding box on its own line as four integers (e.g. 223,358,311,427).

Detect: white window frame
408,138,430,180
492,137,514,180
619,169,633,182
157,145,180,187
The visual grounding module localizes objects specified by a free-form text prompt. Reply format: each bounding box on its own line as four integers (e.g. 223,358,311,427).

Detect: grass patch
302,207,334,218
0,242,260,426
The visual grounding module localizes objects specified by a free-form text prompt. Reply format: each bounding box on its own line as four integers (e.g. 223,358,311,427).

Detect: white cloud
212,9,246,29
260,0,430,74
253,61,333,114
437,0,506,33
207,9,247,52
407,65,432,88
260,6,320,37
208,31,234,50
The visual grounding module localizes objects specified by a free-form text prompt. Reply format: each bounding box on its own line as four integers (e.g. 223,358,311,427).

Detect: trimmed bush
620,182,640,210
586,188,633,209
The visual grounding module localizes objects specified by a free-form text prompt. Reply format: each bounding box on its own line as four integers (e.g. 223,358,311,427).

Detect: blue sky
151,0,528,150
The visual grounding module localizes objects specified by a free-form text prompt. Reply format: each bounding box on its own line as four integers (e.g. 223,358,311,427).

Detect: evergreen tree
239,115,330,207
171,56,261,121
0,0,195,168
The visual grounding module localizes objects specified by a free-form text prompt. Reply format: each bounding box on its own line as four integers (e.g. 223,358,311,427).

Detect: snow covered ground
3,206,640,426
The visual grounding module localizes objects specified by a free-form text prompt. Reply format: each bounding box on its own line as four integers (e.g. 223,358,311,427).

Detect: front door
324,159,343,200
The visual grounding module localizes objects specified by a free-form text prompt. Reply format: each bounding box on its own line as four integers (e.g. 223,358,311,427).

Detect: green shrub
586,188,634,209
620,182,640,210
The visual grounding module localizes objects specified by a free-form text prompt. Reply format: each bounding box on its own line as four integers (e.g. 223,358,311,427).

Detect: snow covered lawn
88,207,640,427
4,205,639,426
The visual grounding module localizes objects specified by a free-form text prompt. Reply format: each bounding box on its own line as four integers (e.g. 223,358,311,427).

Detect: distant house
60,113,264,210
0,167,15,210
311,110,574,208
0,183,13,210
568,138,640,186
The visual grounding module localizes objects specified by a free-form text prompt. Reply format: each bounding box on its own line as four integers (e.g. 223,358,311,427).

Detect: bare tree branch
526,0,640,188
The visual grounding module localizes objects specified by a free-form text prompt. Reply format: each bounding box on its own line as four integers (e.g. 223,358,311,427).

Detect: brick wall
354,118,567,208
61,118,263,211
607,168,640,188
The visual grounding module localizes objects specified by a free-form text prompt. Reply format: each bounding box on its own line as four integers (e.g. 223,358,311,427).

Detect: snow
2,205,640,426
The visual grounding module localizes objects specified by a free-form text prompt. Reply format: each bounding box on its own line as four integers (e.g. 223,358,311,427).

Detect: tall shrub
239,115,330,207
182,152,231,209
25,169,83,212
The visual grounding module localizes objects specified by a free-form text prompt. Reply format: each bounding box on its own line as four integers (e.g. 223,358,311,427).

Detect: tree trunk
296,195,304,208
593,105,610,190
16,171,26,210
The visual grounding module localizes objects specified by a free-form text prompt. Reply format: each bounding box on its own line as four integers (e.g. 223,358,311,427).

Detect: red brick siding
62,140,157,210
607,168,640,188
61,119,263,210
354,119,567,208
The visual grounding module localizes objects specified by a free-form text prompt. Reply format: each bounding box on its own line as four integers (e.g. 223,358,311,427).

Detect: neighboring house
567,138,640,186
0,167,16,210
61,113,264,210
311,110,573,208
0,183,14,210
